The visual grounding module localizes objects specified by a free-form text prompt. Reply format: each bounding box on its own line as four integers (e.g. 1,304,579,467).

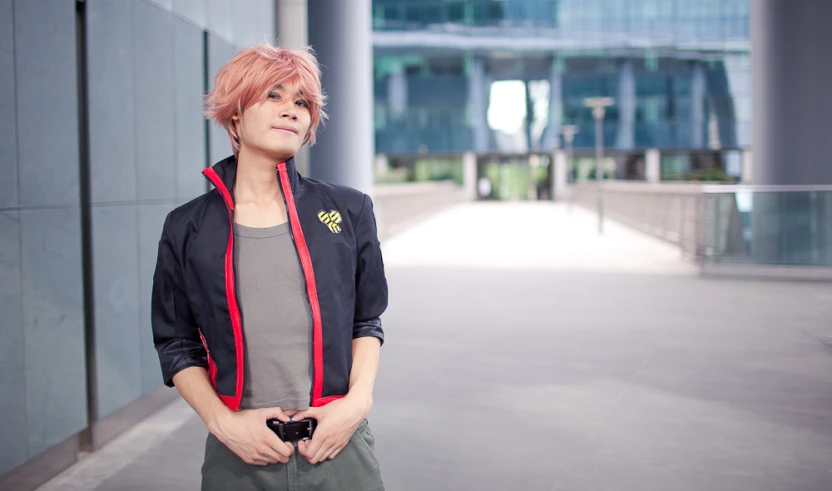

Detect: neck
234,146,288,202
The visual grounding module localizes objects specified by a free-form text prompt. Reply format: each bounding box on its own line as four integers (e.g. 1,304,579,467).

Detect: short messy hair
204,43,327,155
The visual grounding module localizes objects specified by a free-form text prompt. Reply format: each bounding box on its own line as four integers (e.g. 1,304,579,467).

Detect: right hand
212,407,295,466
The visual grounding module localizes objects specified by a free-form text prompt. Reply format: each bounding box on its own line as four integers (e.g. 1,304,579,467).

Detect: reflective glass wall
372,0,751,160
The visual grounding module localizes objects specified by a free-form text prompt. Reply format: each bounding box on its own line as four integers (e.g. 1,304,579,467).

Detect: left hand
293,396,371,464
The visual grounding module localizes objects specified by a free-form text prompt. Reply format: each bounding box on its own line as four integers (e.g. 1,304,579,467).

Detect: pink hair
204,43,327,155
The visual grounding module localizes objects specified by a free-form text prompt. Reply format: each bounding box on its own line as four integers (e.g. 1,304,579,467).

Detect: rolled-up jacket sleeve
151,213,207,387
353,195,388,345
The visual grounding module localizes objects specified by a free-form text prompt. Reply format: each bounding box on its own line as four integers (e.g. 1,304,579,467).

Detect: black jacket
151,156,387,411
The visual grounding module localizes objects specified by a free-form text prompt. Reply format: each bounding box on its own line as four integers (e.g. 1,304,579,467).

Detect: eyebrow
272,84,306,98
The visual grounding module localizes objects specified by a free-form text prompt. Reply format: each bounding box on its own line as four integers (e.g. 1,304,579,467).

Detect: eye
296,99,309,108
268,92,281,100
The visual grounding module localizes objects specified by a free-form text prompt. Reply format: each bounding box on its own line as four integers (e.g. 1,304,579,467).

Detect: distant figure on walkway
478,175,493,200
151,42,388,490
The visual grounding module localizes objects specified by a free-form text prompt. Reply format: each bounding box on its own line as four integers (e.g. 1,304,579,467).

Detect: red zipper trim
198,330,218,388
277,162,325,404
202,167,244,411
312,395,344,407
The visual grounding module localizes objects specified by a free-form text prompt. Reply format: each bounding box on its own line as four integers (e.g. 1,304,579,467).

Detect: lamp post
583,97,614,234
560,125,578,211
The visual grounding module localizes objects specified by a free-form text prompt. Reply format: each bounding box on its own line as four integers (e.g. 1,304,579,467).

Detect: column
751,0,832,185
467,56,489,153
690,62,706,148
277,0,310,175
542,56,563,151
524,80,534,151
750,0,832,264
741,150,753,184
307,0,374,193
463,151,478,200
553,150,568,201
645,148,660,183
615,59,635,149
388,62,407,120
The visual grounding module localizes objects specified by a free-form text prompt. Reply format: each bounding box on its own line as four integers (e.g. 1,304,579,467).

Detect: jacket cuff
159,341,208,387
353,319,384,346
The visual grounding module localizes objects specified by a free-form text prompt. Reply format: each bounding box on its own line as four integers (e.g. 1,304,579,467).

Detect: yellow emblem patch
317,210,342,234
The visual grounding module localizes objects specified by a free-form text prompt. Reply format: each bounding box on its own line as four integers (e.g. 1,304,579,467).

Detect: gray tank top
233,222,313,411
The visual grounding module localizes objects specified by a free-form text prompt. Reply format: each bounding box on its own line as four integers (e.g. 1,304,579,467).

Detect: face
232,80,311,161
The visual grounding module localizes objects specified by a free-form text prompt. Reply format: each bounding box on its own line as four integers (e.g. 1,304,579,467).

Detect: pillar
542,56,563,152
645,148,660,183
615,59,635,149
276,0,311,175
751,0,832,185
463,151,477,200
553,150,568,201
690,62,706,148
741,150,753,184
750,0,832,264
387,61,407,120
307,0,374,193
468,56,489,153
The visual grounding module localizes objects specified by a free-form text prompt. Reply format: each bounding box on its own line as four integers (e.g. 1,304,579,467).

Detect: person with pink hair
151,42,388,490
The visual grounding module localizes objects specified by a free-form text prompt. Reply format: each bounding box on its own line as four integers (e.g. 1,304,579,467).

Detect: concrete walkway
38,202,832,491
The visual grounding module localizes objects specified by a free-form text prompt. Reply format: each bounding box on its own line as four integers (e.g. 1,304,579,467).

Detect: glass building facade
372,0,751,170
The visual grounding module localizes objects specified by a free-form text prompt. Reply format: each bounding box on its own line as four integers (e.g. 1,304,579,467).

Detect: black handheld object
267,418,318,443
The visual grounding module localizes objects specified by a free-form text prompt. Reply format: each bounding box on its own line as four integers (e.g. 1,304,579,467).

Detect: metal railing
570,182,832,269
571,181,705,260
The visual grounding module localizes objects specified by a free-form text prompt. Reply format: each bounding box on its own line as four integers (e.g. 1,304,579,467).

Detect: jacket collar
202,155,301,210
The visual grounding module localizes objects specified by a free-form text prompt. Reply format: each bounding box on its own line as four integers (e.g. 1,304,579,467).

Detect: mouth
272,126,298,134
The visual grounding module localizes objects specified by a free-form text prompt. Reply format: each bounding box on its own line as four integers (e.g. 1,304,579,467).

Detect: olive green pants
201,419,384,491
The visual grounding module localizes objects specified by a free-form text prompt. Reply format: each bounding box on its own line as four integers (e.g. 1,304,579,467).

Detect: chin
258,144,299,161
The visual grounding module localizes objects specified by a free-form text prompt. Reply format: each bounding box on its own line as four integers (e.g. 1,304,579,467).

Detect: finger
264,432,294,459
258,444,287,464
304,435,323,459
291,407,319,421
311,440,333,464
319,448,335,462
327,444,346,461
297,440,310,457
261,406,291,423
247,456,270,466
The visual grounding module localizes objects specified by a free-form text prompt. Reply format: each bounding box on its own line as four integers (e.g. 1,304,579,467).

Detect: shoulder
163,189,223,237
301,177,370,215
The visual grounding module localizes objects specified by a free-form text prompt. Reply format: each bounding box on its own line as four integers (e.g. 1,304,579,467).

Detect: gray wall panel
207,34,235,165
0,0,18,209
0,211,26,475
144,0,173,11
172,0,207,29
92,206,142,419
234,0,273,47
20,208,86,457
135,1,177,201
138,204,174,393
14,0,79,208
205,0,234,43
173,17,207,198
87,0,137,204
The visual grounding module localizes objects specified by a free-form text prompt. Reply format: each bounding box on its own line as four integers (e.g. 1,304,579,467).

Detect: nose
281,102,297,121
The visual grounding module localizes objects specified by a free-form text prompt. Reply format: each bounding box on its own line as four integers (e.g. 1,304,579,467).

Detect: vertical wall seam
75,0,98,451
10,0,30,460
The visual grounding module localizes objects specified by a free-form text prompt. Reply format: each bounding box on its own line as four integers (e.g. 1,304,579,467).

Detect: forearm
171,366,232,434
345,337,381,412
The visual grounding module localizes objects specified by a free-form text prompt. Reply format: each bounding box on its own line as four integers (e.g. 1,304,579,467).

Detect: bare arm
171,366,231,434
344,336,382,413
172,367,295,465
